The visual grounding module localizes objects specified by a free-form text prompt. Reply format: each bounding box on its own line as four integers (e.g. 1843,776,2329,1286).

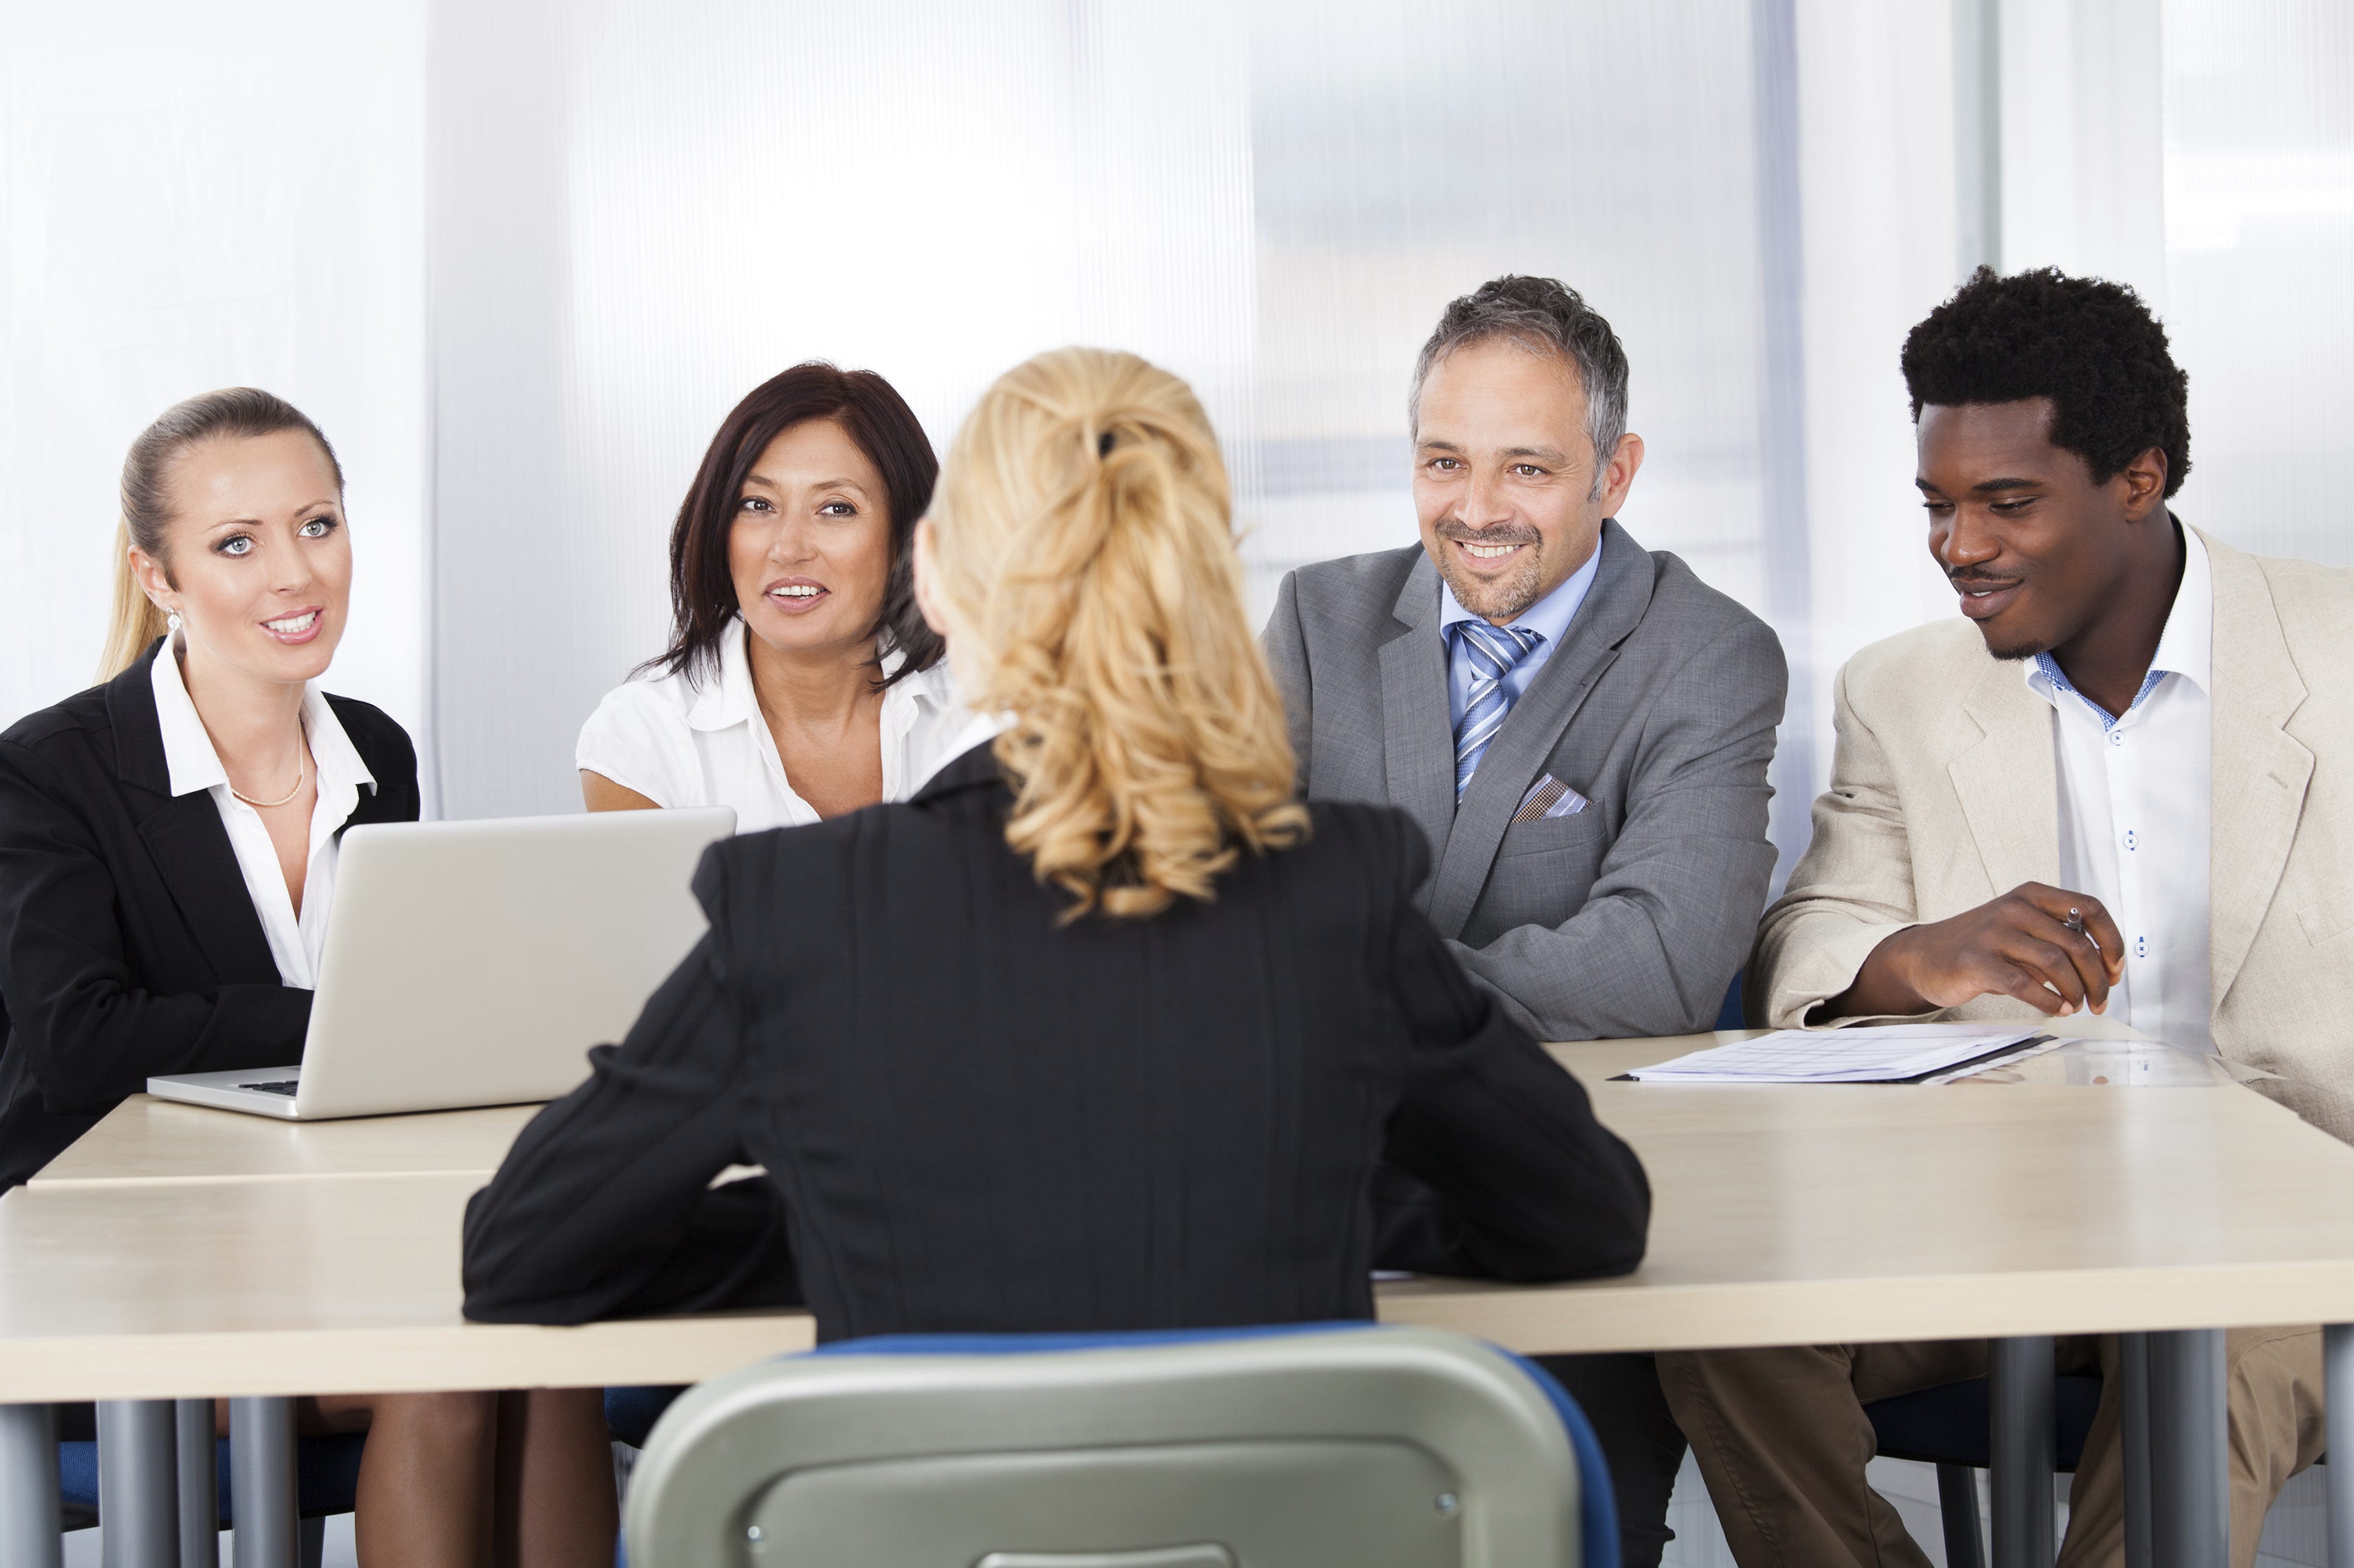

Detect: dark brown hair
647,362,944,687
100,387,343,680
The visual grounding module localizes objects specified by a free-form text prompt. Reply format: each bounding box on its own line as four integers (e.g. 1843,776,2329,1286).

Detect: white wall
1790,0,1974,820
1998,0,2171,304
426,0,1262,817
425,0,1790,820
0,2,430,767
1980,0,2354,572
5,0,2347,838
2160,0,2354,568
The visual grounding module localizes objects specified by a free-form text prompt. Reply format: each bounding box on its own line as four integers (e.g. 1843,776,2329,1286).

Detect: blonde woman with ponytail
0,390,615,1567
916,345,1307,918
466,348,1650,1346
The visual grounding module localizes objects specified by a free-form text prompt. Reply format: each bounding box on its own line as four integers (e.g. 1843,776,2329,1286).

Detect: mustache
1436,521,1542,547
1947,567,2023,586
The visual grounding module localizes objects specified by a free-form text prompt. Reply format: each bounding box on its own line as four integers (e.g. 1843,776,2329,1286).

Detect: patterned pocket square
1513,773,1590,823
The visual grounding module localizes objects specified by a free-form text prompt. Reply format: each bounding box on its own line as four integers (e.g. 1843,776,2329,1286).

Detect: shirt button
2123,829,2137,851
2107,730,2124,747
2135,937,2148,958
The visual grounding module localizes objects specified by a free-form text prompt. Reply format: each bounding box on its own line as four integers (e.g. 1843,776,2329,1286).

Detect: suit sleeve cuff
1760,919,1924,1028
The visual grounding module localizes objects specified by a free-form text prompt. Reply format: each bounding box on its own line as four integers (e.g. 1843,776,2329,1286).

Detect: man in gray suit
1265,272,1786,1040
1264,273,1787,1567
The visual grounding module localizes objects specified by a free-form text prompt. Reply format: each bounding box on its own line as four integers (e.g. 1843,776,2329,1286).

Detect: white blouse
150,641,376,990
576,622,980,833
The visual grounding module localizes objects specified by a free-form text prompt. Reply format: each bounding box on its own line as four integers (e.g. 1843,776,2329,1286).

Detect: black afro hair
1900,266,2190,498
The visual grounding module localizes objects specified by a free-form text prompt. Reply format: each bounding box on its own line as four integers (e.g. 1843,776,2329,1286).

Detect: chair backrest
625,1323,1590,1568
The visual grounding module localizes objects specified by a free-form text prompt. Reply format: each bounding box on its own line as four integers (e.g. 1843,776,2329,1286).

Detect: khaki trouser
1656,1328,2324,1568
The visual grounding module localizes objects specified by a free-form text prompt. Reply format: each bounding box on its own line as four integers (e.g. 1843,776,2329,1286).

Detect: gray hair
1409,275,1630,501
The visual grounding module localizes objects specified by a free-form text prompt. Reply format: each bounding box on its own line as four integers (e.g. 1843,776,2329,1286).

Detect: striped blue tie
1450,621,1544,800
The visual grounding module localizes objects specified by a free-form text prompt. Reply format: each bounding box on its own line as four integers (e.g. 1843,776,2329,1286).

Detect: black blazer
0,641,418,1189
462,744,1650,1339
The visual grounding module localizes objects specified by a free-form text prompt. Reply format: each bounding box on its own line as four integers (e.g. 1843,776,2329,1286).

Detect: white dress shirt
2025,526,2215,1051
576,622,977,833
150,641,377,990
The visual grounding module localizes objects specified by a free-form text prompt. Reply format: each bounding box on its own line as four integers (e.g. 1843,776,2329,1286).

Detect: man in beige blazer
1657,267,2352,1567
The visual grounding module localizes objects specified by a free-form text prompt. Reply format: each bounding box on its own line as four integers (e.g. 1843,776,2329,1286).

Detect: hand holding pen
1840,882,2126,1019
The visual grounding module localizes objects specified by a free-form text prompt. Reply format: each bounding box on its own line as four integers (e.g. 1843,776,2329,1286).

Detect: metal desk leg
97,1400,178,1567
0,1404,61,1568
2325,1324,2354,1568
1990,1335,2057,1568
2121,1331,2152,1567
227,1399,295,1568
176,1401,217,1568
2148,1328,2227,1568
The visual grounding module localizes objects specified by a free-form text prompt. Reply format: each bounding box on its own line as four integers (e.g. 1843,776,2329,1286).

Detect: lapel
910,740,1004,806
107,644,282,985
1425,521,1653,940
323,697,412,840
1376,555,1458,913
1947,652,2061,898
2204,531,2313,1007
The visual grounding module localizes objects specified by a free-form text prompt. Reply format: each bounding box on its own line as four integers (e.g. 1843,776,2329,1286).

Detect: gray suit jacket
1265,519,1787,1040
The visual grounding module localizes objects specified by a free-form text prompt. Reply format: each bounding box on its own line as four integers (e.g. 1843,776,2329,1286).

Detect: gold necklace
231,750,307,810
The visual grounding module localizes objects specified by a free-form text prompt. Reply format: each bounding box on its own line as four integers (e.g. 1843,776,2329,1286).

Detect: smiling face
132,429,351,688
728,418,894,659
1916,399,2165,660
1412,337,1640,625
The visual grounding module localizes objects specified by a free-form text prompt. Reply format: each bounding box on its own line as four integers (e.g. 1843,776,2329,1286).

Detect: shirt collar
149,641,224,798
883,656,958,740
302,686,376,796
2023,519,2213,719
686,621,761,733
1436,541,1602,649
688,619,958,734
148,637,375,798
2148,521,2213,694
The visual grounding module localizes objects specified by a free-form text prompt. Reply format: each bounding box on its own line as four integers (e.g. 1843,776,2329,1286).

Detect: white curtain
424,0,1804,820
8,0,2345,850
0,2,429,768
2162,0,2354,567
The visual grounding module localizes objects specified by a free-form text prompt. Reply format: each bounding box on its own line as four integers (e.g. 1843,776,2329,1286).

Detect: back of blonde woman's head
926,347,1308,919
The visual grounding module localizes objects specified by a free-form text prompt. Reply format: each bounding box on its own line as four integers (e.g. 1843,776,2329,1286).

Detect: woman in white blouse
0,389,614,1566
579,364,978,826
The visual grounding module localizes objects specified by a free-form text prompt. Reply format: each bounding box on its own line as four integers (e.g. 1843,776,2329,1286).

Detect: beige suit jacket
1757,528,2354,1142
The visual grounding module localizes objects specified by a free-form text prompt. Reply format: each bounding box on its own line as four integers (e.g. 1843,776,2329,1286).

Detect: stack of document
1625,1022,2058,1085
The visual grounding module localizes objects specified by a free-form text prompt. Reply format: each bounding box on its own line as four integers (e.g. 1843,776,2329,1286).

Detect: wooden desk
1383,1033,2354,1352
7,1032,2354,1568
29,1097,537,1187
2,1034,2332,1377
0,1175,810,1402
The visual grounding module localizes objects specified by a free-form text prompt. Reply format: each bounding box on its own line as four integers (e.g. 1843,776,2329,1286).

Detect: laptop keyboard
235,1081,300,1096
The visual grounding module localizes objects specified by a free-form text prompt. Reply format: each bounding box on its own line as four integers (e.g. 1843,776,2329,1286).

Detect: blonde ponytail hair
96,387,344,682
927,348,1308,921
99,518,172,682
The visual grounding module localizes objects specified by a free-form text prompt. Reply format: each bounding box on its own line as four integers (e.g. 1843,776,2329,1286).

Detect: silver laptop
147,807,736,1120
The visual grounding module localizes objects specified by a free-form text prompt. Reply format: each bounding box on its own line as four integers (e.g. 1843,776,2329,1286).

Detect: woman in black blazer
0,650,414,1187
0,389,611,1568
463,348,1650,1339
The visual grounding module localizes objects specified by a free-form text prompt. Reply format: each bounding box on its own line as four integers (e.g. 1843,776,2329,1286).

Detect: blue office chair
1712,971,1748,1032
605,1383,683,1449
60,1430,365,1566
1865,1374,2103,1568
623,1323,1618,1568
